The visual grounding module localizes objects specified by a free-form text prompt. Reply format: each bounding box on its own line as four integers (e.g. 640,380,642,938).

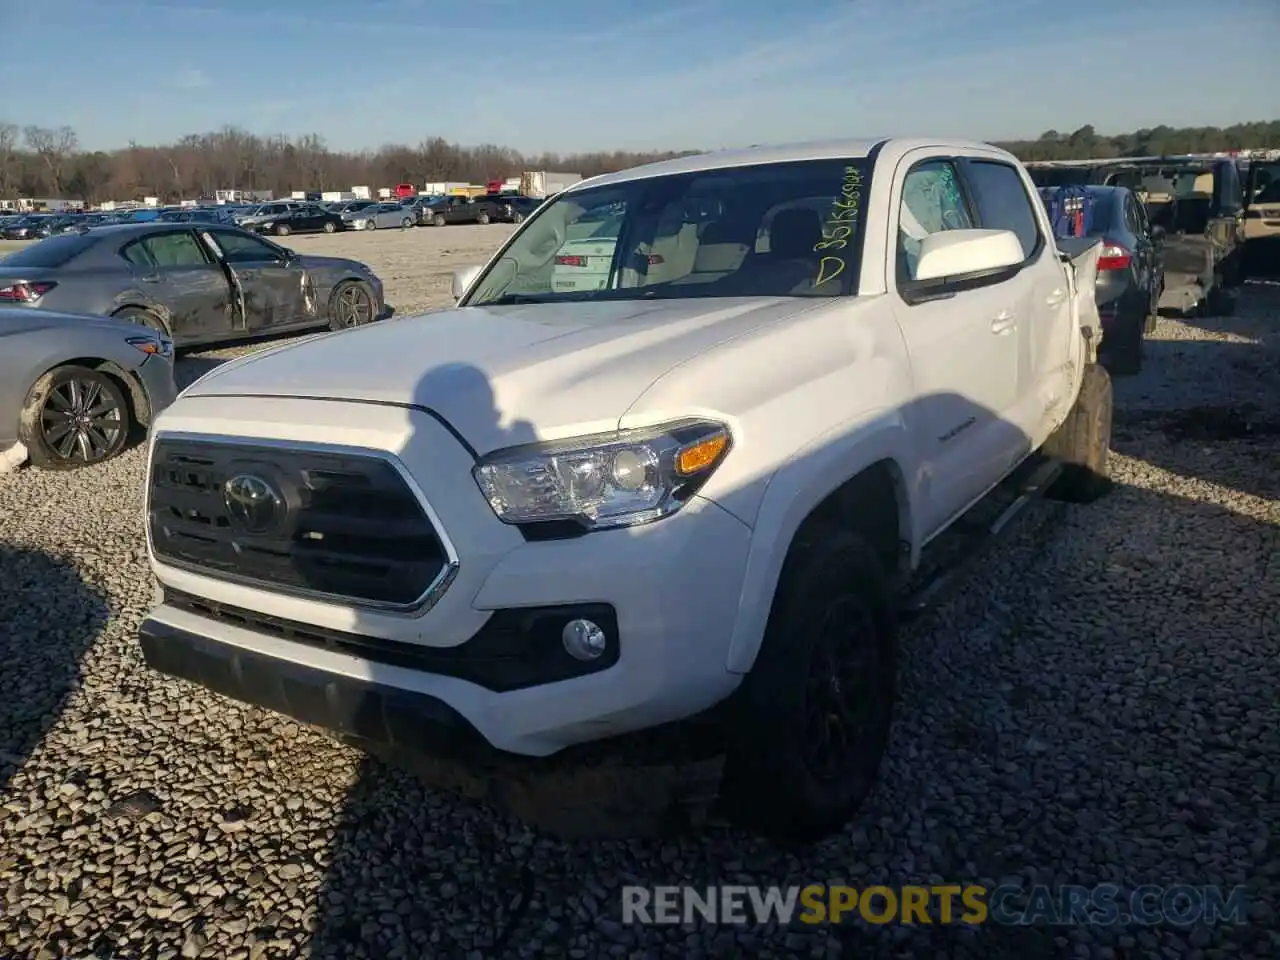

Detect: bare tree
22,124,78,195
2,119,1278,204
0,122,19,199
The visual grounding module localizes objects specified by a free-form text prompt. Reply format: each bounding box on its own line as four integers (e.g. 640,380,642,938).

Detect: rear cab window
961,160,1043,260
3,233,100,268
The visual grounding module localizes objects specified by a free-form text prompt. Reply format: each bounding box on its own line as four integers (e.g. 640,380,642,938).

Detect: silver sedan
348,202,417,231
0,307,178,470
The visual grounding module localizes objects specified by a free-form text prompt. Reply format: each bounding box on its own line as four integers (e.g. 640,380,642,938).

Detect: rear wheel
112,305,169,337
400,216,413,229
1043,361,1112,503
19,365,131,470
477,212,490,225
328,280,377,331
1105,316,1144,376
719,529,898,843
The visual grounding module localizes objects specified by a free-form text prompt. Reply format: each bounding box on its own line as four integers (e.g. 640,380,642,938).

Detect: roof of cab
566,137,1018,191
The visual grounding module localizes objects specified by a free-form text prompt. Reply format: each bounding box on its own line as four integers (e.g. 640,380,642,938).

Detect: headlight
127,334,173,359
472,419,731,531
261,221,274,229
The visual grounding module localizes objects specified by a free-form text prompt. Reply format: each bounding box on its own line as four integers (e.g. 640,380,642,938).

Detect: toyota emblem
223,473,282,533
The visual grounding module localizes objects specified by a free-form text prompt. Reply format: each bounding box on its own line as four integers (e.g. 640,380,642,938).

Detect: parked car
1,216,52,240
331,199,378,217
484,194,543,224
233,201,302,229
348,201,416,231
549,212,624,292
249,203,346,236
0,306,176,469
1028,157,1244,315
420,195,501,226
0,223,384,347
135,137,1111,843
1038,185,1163,374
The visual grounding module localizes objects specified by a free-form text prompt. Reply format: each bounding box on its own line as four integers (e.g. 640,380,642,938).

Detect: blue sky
2,0,1276,153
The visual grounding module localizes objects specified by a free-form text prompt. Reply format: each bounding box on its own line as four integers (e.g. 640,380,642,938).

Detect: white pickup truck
139,138,1110,843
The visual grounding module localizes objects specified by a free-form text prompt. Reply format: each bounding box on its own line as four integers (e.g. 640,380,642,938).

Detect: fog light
562,618,607,661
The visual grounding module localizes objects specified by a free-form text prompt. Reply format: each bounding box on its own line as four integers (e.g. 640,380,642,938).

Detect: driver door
200,228,309,334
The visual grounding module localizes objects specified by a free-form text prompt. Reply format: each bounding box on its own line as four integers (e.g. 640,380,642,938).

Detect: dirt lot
1,226,1278,959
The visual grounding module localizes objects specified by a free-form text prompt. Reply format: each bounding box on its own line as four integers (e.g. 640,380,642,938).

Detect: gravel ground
1,228,1277,960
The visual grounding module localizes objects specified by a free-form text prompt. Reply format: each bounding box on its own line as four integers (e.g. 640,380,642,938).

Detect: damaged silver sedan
0,223,384,348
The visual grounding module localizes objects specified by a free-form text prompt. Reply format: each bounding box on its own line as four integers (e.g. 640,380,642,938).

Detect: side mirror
452,265,482,301
913,228,1024,283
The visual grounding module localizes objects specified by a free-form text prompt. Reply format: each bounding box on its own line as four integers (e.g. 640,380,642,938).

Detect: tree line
2,119,1277,204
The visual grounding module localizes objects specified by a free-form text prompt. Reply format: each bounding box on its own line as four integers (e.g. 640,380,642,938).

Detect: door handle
138,273,162,283
1045,288,1066,307
991,311,1015,335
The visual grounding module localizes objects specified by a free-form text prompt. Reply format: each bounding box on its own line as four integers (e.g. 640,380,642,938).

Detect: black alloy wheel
21,366,130,468
801,593,889,785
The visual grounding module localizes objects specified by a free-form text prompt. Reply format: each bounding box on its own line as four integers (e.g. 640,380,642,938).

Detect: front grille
148,437,451,608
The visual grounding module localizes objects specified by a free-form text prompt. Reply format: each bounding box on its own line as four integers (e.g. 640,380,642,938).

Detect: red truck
394,183,417,199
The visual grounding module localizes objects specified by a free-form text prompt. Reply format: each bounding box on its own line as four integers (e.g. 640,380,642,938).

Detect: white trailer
519,170,583,199
351,185,372,200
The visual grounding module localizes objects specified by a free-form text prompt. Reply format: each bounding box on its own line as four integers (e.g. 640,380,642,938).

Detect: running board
899,457,1063,620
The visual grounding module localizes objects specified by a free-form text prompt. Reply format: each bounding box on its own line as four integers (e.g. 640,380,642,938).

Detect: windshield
464,158,870,306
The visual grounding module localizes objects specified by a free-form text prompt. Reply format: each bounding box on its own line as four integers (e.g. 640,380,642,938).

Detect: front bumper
140,399,753,758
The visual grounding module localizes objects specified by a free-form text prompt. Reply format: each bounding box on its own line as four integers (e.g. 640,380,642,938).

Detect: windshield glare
464,158,869,306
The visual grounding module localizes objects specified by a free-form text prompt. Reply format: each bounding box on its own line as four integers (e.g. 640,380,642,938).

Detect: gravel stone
2,231,1277,959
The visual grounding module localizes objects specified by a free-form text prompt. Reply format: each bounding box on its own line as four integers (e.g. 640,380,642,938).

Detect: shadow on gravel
0,544,108,794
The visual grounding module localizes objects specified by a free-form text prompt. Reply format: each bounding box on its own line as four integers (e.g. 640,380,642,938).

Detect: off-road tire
1043,362,1112,503
19,365,132,470
719,528,898,843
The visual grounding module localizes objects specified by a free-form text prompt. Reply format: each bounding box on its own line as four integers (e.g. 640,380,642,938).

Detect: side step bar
899,457,1063,620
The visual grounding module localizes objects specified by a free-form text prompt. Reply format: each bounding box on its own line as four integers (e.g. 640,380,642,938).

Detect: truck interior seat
670,221,750,285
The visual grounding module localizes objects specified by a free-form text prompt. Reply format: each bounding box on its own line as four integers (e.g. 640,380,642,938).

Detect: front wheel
323,221,337,234
512,212,525,224
19,365,132,470
328,280,378,331
432,214,446,227
275,223,291,236
719,529,898,843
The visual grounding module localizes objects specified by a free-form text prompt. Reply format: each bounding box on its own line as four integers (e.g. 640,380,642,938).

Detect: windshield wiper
482,293,557,305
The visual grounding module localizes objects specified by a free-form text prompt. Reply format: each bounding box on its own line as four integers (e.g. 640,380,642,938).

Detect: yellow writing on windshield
814,165,863,286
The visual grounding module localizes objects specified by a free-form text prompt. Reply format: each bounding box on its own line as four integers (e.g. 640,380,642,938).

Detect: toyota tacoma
138,138,1110,842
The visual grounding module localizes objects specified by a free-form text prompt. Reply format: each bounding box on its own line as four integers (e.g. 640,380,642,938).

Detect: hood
295,254,370,272
182,296,816,454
